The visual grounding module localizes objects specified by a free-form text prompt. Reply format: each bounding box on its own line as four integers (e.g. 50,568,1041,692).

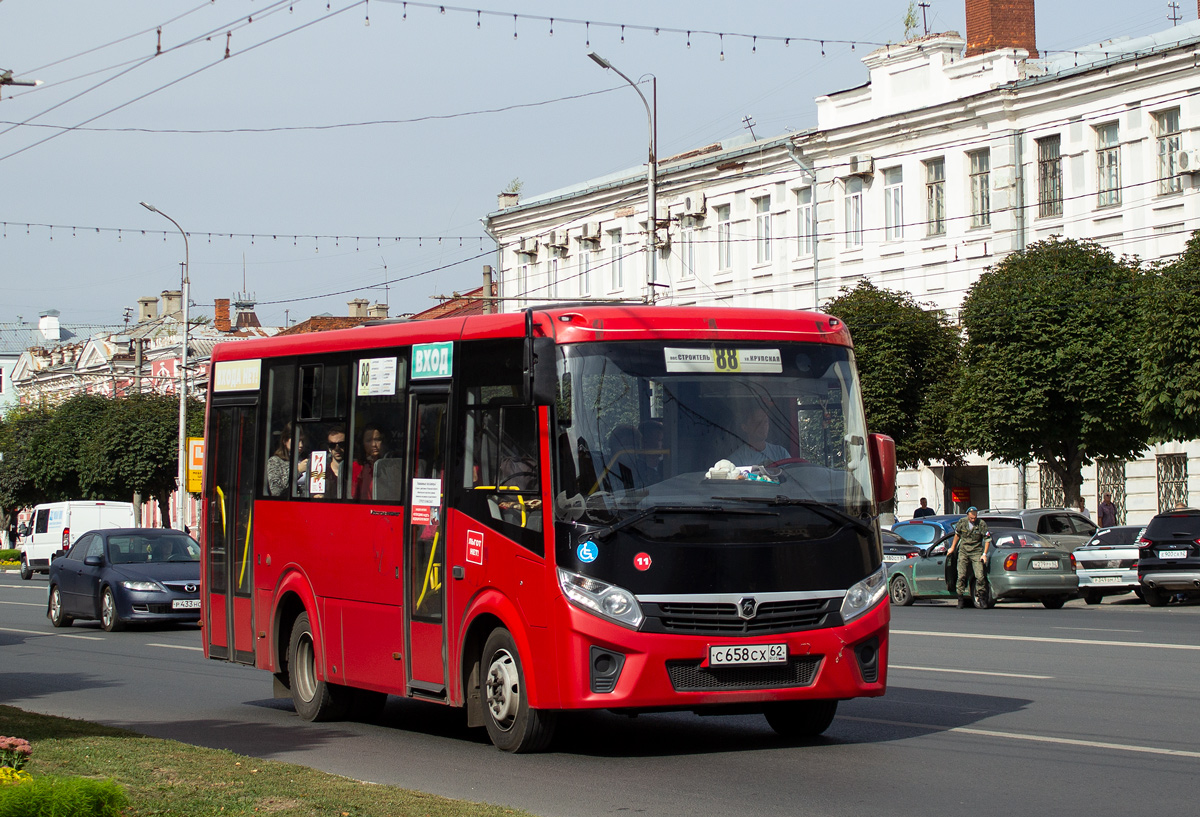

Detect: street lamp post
140,202,190,531
587,51,658,302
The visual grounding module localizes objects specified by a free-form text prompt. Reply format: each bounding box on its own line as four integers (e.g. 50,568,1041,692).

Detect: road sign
187,437,204,493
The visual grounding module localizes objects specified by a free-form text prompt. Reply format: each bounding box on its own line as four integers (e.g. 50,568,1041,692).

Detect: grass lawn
0,705,536,816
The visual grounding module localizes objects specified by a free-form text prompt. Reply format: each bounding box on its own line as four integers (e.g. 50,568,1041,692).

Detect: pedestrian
913,497,935,518
1097,493,1117,528
1075,496,1090,520
947,506,991,608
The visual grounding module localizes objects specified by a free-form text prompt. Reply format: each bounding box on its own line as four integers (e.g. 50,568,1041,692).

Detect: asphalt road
2,570,1198,816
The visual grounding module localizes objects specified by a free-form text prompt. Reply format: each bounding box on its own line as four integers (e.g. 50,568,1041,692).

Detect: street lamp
588,51,659,302
140,201,190,532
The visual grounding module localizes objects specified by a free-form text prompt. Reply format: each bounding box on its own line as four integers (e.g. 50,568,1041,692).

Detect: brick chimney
214,298,232,332
348,298,369,318
965,0,1037,58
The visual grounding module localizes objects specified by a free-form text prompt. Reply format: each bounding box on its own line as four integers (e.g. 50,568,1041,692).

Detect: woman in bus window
353,424,389,500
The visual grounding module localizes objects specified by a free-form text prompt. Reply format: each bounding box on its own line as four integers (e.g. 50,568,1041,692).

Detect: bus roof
209,305,852,363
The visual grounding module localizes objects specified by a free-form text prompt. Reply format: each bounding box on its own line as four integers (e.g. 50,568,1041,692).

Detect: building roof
276,316,375,336
0,318,79,356
412,284,496,320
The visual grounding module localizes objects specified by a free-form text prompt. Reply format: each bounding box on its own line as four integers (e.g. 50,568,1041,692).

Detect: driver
726,405,788,466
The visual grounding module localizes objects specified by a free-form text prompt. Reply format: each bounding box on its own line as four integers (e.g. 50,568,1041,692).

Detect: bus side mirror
528,337,557,406
869,433,896,504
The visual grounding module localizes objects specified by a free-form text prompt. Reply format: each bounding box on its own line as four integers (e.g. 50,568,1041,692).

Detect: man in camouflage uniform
948,506,991,608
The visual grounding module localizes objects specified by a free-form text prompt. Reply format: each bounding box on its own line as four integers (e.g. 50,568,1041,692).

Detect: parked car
977,508,1097,551
1137,508,1200,607
891,515,962,547
20,500,136,580
47,528,201,631
882,529,926,569
1074,525,1144,604
887,528,1079,609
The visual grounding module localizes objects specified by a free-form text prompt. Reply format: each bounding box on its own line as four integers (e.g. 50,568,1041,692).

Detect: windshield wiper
592,504,777,541
715,495,876,537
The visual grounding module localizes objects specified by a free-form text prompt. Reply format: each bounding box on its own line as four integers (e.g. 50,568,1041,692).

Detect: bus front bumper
549,596,889,711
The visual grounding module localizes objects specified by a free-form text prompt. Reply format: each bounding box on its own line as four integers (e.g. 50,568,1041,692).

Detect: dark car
891,515,962,547
47,528,201,631
882,529,925,568
887,527,1078,609
1137,509,1200,606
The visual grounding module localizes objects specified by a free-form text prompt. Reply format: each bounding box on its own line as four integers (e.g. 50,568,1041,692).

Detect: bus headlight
557,568,644,630
840,565,888,623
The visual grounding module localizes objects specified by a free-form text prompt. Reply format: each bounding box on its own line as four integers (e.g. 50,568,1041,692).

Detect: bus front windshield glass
554,341,875,532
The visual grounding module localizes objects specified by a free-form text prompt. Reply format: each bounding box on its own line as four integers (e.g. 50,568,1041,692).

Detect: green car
887,528,1079,609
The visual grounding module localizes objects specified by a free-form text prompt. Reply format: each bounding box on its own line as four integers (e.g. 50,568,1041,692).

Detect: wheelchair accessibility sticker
577,541,598,563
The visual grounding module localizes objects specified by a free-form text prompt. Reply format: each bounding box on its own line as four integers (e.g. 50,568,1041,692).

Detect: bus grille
644,598,837,636
665,657,822,692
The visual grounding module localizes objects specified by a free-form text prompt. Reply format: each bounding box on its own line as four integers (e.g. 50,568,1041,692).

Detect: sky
0,0,1179,331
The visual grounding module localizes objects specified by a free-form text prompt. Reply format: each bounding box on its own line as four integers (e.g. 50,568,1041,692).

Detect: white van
20,501,136,580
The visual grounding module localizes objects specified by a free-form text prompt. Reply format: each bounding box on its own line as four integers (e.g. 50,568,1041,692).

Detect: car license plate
1031,560,1059,569
172,599,200,610
1159,550,1187,559
883,554,904,562
708,643,787,666
1091,576,1121,584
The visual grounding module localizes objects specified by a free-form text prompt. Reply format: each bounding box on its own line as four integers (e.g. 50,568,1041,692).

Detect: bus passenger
313,425,349,499
727,406,789,466
353,424,389,500
267,423,306,497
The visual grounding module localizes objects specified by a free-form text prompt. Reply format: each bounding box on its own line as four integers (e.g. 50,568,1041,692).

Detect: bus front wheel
765,700,838,739
288,612,348,722
481,628,556,753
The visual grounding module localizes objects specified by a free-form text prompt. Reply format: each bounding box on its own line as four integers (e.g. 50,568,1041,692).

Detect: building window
716,204,732,270
1157,453,1188,512
579,248,592,297
754,195,772,264
796,188,814,256
1097,458,1127,525
1156,108,1182,195
1038,463,1065,509
679,220,695,279
1037,135,1063,217
547,258,558,300
969,149,991,227
608,229,623,290
1095,123,1121,207
845,178,863,247
517,264,528,306
883,167,903,241
924,158,946,236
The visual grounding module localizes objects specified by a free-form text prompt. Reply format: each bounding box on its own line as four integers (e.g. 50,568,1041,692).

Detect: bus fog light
557,568,644,629
840,565,888,622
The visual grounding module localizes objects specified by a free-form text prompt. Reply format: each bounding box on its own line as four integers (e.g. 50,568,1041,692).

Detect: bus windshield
554,340,874,533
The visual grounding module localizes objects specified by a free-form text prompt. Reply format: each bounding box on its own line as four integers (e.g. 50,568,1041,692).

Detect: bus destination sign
664,347,782,374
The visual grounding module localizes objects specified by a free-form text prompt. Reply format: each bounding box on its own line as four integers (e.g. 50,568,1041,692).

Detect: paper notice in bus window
357,357,398,396
412,506,431,525
309,450,327,495
411,478,442,507
664,348,782,374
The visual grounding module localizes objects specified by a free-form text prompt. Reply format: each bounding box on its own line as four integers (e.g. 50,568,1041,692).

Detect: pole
140,202,189,531
587,52,657,302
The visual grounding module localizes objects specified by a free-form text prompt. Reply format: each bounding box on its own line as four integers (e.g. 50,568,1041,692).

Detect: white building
484,0,1198,524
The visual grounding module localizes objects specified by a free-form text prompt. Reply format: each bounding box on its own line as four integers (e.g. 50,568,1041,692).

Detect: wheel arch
272,568,321,688
458,590,541,726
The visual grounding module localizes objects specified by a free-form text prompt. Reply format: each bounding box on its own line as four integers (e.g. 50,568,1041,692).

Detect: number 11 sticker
634,552,652,571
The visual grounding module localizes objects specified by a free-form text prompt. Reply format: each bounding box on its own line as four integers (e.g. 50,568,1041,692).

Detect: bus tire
481,628,556,753
765,699,838,739
288,612,348,722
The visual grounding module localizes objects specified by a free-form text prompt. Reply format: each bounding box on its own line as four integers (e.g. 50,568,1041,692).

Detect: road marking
146,642,202,652
890,664,1053,680
0,600,47,608
0,626,103,641
892,629,1200,651
842,716,1200,759
1052,626,1141,633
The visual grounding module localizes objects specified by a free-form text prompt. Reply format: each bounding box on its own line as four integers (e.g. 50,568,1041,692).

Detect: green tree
23,394,112,501
0,404,54,515
79,394,205,525
825,280,963,469
952,237,1147,505
1137,230,1200,441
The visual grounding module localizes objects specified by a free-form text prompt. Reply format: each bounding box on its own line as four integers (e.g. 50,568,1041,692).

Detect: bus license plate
1031,560,1059,569
708,644,787,666
1159,550,1187,559
172,599,200,610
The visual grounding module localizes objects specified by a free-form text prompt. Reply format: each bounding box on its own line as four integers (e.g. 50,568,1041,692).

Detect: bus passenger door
405,393,449,695
205,400,258,665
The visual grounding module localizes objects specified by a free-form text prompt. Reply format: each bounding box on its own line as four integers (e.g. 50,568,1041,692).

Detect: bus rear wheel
288,612,348,722
481,628,556,753
765,700,838,739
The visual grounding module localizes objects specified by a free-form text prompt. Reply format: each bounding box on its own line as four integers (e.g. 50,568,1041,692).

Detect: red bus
201,305,895,752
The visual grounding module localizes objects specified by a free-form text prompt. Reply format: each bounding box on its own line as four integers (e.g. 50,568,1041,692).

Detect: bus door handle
452,565,465,580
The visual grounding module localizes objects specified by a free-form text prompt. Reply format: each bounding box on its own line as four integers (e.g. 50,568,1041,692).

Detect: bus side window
350,354,406,503
263,364,297,499
296,362,351,501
